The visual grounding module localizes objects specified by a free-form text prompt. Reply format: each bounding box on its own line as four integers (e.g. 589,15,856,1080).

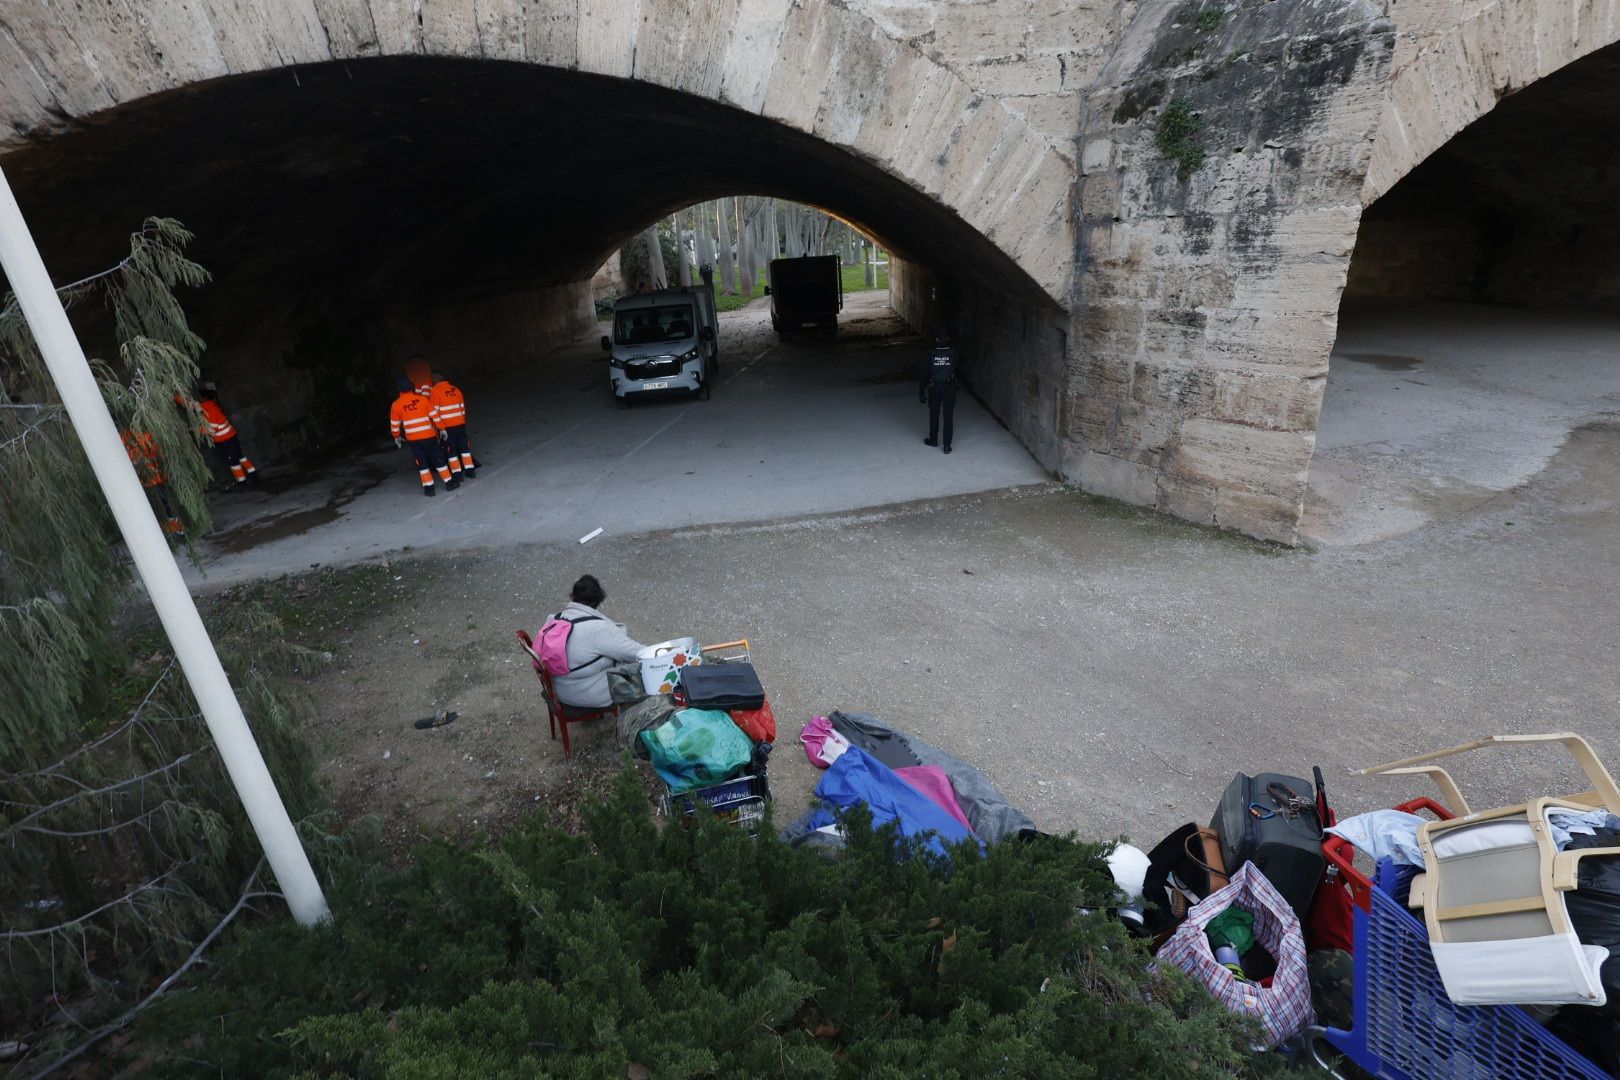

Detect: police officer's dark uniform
920,329,958,454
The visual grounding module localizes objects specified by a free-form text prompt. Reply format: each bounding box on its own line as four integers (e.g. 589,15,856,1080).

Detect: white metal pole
0,167,330,926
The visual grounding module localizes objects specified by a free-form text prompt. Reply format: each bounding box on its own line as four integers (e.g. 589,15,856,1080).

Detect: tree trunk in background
785,205,802,258
737,204,754,296
865,240,876,287
717,200,735,294
644,226,666,290
676,208,692,287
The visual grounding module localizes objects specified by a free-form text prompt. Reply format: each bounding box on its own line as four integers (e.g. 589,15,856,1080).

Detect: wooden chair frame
1362,732,1620,944
515,629,618,756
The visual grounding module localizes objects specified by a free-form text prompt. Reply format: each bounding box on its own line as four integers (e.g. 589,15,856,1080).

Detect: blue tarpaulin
807,746,980,857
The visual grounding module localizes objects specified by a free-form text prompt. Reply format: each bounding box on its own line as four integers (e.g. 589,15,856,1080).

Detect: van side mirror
700,326,715,343
600,335,612,352
762,285,772,296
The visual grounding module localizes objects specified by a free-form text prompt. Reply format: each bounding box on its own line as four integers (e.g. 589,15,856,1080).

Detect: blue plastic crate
662,772,769,832
1322,860,1607,1079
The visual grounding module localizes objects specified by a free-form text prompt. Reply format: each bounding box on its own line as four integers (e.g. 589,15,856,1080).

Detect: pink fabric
800,717,851,768
895,765,973,832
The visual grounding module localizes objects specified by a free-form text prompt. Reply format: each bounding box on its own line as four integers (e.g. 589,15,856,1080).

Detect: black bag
1137,822,1229,938
1210,772,1324,921
679,662,765,712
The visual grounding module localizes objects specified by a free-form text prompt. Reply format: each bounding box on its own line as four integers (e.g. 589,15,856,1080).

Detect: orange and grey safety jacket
390,390,441,441
121,430,165,487
429,379,467,428
197,400,237,444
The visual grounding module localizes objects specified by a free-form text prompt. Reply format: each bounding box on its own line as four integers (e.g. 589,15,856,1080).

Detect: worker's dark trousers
212,436,256,483
927,383,957,449
409,438,453,487
442,426,475,471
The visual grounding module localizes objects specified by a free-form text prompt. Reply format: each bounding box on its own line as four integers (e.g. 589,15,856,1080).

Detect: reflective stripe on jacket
429,380,467,428
390,391,440,441
198,400,236,443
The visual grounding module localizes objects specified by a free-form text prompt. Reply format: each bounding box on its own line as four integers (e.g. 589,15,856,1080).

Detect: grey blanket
827,711,1038,844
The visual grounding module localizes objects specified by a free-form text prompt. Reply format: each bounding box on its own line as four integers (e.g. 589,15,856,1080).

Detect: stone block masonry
1064,0,1394,544
2,0,1616,541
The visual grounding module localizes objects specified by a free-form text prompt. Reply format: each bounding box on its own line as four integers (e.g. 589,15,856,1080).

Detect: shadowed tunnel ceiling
0,56,1053,354
1346,39,1620,311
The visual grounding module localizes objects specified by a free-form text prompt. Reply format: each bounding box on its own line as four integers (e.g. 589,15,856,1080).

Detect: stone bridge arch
1362,0,1620,206
0,0,1072,305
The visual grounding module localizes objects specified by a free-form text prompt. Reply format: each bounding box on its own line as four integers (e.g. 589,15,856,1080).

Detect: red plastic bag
729,699,776,743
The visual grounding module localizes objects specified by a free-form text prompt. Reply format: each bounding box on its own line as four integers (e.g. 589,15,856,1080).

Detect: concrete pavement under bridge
3,0,1620,544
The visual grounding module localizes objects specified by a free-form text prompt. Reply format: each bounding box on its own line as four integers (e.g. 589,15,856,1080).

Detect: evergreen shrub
140,771,1284,1079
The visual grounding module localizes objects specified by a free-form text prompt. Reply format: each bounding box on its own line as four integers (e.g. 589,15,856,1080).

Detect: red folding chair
514,629,619,756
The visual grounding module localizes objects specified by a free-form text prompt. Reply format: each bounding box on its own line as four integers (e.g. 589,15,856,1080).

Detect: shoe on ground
446,477,462,491
464,467,477,479
923,438,938,447
424,486,436,497
944,446,952,454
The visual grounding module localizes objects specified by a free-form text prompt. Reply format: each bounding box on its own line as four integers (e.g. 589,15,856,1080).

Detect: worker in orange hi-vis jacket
120,429,186,538
390,376,460,497
428,370,477,479
192,387,258,489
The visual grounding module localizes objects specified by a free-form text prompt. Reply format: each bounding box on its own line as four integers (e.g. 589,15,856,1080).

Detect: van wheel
778,330,789,343
710,352,720,377
698,380,712,401
822,323,836,340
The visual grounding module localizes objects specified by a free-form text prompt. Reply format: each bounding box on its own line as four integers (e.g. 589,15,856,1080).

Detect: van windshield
614,304,697,346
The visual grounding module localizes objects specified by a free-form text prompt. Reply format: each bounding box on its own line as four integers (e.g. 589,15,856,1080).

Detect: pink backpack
535,612,602,676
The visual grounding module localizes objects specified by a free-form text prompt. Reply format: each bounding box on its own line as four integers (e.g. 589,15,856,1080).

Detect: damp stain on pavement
207,466,391,554
1338,352,1424,371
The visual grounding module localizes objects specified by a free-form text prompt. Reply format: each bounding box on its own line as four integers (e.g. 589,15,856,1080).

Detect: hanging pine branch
0,219,330,1075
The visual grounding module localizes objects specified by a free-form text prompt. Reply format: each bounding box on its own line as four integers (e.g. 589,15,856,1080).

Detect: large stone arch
0,0,1073,305
1362,0,1620,204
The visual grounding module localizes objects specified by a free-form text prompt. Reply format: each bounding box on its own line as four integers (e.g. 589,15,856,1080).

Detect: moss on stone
1155,95,1207,181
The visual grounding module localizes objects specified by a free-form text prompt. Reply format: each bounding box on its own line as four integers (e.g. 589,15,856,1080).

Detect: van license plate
642,381,669,389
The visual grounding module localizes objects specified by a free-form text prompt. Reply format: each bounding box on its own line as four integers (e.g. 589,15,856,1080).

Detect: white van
601,287,719,402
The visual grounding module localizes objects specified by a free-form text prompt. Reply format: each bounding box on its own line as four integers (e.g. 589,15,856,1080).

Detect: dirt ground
210,417,1620,856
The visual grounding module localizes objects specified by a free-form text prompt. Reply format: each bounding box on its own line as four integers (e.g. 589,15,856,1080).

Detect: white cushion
1431,820,1537,859
1430,933,1610,1006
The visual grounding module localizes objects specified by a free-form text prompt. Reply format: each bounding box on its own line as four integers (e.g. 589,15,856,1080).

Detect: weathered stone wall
891,254,1068,472
845,0,1131,156
1064,0,1393,544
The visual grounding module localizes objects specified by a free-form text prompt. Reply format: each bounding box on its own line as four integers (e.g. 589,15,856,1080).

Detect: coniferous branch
0,219,326,1069
18,863,268,1080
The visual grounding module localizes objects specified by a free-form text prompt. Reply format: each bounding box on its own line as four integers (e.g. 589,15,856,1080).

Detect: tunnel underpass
1304,40,1620,544
1,55,1066,470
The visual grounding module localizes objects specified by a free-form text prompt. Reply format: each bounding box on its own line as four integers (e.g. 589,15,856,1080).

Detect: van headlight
680,348,699,363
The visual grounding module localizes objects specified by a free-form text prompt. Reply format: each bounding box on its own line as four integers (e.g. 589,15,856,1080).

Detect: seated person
548,575,646,710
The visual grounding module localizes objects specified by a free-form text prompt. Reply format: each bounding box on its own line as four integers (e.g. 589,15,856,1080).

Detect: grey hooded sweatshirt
549,601,646,709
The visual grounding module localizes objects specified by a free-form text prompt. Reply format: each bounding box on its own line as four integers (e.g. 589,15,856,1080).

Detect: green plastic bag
639,708,753,794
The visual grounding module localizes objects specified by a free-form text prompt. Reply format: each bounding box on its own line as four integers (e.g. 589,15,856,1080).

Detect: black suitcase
1210,772,1324,921
678,662,765,712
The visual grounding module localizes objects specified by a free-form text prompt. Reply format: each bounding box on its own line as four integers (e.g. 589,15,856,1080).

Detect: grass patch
710,260,890,313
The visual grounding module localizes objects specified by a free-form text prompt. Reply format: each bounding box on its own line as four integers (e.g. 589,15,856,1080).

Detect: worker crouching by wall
193,387,258,489
390,376,460,497
120,429,185,538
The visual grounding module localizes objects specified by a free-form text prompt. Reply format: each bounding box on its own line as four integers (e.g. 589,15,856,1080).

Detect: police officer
919,324,958,454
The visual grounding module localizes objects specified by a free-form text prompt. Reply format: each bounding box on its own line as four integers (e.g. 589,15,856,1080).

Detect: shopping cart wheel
1293,1027,1358,1079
